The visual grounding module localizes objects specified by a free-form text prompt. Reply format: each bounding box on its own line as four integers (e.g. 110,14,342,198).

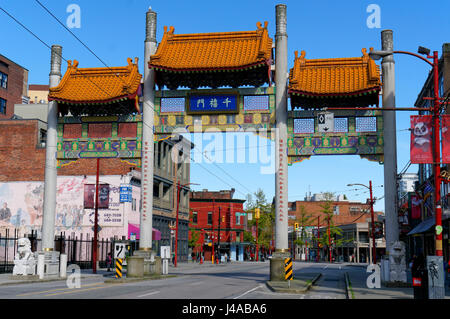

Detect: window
207,212,213,225
355,117,377,132
0,72,7,89
333,206,340,215
243,95,269,111
0,98,6,114
334,118,348,133
39,129,47,147
192,212,198,224
132,198,136,211
235,213,241,225
294,118,315,134
160,97,185,113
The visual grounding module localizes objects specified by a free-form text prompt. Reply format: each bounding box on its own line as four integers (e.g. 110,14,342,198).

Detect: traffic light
294,223,299,231
255,208,260,219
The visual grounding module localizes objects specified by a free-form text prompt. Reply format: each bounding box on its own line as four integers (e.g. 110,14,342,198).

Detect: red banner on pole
98,184,110,209
411,195,422,219
410,115,433,163
442,115,450,163
84,184,95,209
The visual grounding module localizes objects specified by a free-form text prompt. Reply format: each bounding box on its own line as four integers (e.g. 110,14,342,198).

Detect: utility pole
42,44,62,253
369,180,377,264
271,3,290,281
217,206,221,263
92,158,100,273
212,199,215,264
174,182,180,267
138,8,157,269
327,216,331,263
431,50,443,257
380,30,400,261
39,44,62,279
317,216,320,262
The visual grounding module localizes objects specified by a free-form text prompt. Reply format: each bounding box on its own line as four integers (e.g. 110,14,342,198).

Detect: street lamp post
348,181,377,264
369,47,443,257
174,182,199,267
317,216,320,262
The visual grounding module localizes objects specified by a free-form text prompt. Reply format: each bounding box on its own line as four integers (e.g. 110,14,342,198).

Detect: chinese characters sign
188,94,238,114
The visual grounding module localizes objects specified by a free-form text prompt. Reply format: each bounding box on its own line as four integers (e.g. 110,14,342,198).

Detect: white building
398,173,418,199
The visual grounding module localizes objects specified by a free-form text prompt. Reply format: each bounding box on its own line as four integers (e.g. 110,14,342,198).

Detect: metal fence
0,228,117,273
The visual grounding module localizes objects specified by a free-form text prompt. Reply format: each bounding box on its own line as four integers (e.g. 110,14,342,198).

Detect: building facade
28,84,49,104
0,117,192,260
0,54,29,118
409,42,450,263
189,189,247,262
288,199,385,262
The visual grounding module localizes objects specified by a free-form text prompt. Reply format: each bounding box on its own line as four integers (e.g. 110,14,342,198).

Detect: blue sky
1,0,449,212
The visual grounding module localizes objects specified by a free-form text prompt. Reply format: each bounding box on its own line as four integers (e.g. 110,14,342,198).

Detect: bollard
37,253,45,279
60,253,67,278
115,258,123,279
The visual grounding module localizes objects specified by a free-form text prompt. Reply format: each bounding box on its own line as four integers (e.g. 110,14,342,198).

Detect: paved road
0,261,350,299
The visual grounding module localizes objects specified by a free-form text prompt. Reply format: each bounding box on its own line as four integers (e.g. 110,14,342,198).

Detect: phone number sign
188,94,238,114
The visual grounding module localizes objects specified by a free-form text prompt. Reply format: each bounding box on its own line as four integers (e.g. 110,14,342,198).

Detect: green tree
188,229,201,249
244,188,274,251
293,205,314,254
316,192,345,261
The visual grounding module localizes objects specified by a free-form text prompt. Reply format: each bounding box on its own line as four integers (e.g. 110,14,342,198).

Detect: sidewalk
0,260,240,286
0,268,114,286
344,263,450,299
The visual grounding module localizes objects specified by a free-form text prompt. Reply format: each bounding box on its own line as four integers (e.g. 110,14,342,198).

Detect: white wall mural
0,176,140,240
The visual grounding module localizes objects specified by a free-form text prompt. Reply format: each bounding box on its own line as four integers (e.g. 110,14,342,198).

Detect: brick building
0,57,193,261
288,198,385,262
189,189,247,262
288,199,384,229
0,54,29,118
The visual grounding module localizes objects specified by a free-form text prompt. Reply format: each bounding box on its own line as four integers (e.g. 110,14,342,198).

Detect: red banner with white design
410,115,433,163
442,115,450,163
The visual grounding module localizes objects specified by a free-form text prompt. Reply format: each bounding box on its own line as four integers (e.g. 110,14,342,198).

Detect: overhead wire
1,5,257,198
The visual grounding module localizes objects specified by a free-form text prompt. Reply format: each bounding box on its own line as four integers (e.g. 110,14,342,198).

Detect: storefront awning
128,223,161,241
407,217,435,236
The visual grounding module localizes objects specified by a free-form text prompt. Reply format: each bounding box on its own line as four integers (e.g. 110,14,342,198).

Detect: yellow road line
43,282,126,297
16,282,104,297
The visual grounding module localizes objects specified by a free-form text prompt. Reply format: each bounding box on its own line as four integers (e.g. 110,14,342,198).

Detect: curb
0,274,102,286
104,274,177,284
265,273,322,294
344,272,354,299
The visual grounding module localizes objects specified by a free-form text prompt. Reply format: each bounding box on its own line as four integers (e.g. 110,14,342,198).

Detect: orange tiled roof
288,48,381,97
149,22,272,71
48,58,142,104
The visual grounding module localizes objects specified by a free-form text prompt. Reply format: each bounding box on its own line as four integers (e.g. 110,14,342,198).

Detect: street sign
161,246,171,259
91,225,102,233
317,112,334,133
114,243,127,259
119,184,132,203
284,258,293,281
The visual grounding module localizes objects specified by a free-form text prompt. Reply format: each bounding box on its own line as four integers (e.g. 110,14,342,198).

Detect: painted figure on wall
24,184,44,225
